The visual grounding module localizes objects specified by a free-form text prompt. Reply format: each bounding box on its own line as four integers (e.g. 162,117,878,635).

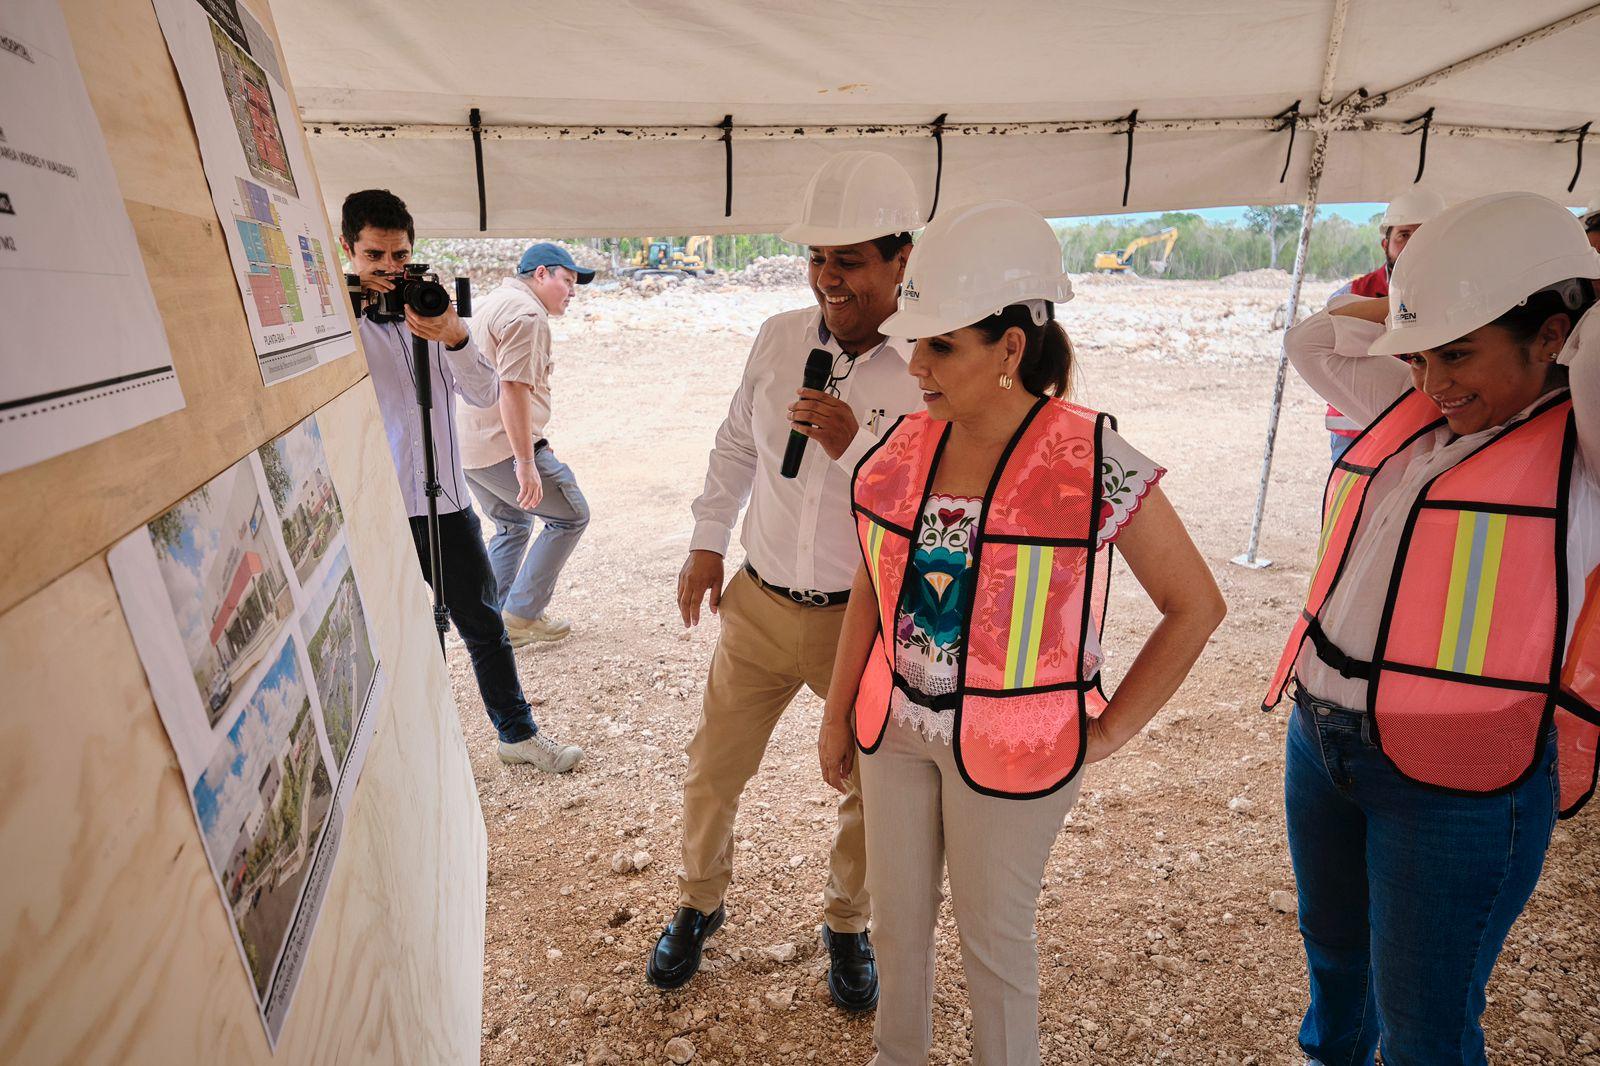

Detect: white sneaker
498,731,583,773
504,611,572,647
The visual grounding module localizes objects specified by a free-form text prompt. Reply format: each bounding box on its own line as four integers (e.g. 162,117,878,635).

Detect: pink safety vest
1266,388,1600,815
852,396,1113,799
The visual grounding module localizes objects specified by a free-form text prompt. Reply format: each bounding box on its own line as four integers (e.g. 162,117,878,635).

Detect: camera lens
405,279,452,318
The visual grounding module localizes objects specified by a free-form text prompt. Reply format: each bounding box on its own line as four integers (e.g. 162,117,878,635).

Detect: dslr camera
347,263,469,323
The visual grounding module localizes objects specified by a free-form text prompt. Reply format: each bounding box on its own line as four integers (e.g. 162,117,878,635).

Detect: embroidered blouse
889,428,1164,743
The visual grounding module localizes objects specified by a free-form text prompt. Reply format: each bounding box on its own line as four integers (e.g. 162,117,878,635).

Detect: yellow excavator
619,235,716,278
1093,227,1178,275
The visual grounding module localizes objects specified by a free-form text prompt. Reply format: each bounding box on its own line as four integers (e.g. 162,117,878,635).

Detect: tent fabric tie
470,107,487,231
928,112,948,221
719,114,734,217
1275,100,1301,184
1568,121,1592,193
1405,107,1436,184
1121,109,1138,207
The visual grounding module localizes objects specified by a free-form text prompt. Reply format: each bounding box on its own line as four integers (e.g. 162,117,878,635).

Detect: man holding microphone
645,153,925,1010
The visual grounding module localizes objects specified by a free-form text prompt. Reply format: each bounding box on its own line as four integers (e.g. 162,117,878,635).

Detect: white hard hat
1369,191,1600,358
1585,192,1600,226
1380,187,1448,230
780,151,925,247
879,200,1073,340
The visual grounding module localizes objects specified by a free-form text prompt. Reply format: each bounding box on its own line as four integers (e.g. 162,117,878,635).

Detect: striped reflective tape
1004,544,1055,689
1436,510,1508,676
1318,469,1363,563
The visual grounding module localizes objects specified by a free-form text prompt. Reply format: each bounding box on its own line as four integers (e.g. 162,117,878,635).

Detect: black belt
534,437,549,452
744,564,850,607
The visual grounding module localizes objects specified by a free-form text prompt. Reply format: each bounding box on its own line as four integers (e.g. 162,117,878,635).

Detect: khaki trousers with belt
676,568,870,933
862,714,1083,1066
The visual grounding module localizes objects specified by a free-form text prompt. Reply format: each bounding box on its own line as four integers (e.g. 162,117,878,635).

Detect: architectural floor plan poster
108,413,383,1046
152,0,353,385
0,0,184,474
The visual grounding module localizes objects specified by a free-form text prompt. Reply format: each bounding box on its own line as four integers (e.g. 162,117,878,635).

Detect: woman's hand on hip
819,714,856,793
1084,714,1133,764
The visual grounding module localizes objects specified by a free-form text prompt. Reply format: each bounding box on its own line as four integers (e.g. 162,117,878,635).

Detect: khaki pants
676,568,869,932
861,715,1083,1066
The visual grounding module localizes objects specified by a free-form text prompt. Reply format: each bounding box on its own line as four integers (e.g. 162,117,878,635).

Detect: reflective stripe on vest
851,396,1112,799
1264,389,1600,816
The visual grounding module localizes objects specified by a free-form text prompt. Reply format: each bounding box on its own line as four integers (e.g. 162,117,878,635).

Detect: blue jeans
1284,694,1557,1065
407,508,536,743
1330,432,1356,463
464,447,590,621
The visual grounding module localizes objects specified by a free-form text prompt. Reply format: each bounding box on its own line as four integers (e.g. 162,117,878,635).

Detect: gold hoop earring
998,372,1014,391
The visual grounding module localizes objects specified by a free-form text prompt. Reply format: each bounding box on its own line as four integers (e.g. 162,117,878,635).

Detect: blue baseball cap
517,242,595,283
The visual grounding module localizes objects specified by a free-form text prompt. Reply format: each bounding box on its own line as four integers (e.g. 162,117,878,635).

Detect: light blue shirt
359,314,499,518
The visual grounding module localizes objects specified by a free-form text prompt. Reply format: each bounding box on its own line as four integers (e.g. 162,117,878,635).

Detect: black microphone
781,347,835,479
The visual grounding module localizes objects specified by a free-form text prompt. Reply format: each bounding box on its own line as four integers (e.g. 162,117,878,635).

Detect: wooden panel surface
0,384,486,1064
0,0,486,1061
0,0,366,614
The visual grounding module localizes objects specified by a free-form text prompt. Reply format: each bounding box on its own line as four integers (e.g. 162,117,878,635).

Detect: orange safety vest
1265,388,1600,816
851,396,1113,799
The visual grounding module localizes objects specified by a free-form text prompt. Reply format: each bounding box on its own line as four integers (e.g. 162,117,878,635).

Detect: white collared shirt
360,314,498,518
690,308,925,593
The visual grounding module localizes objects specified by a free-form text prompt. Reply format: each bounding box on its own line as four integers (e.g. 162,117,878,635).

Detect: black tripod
411,330,450,656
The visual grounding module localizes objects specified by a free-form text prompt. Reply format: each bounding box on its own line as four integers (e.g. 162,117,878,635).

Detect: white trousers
861,714,1083,1066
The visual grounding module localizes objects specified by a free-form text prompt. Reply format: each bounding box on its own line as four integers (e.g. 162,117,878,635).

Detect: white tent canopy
278,0,1599,238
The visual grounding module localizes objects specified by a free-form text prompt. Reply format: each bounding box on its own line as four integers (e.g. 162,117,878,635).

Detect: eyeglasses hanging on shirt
823,338,890,398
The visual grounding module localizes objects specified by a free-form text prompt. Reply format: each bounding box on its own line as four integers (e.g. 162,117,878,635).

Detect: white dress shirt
690,308,925,593
360,314,499,518
1286,299,1600,710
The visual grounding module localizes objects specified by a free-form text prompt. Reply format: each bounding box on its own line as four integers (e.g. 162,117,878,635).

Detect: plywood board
0,0,486,1059
0,384,485,1063
0,0,365,614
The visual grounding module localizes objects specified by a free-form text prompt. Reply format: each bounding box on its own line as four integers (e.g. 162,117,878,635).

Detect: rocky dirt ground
444,273,1600,1065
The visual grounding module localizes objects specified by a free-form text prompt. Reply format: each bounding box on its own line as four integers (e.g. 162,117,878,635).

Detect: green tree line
434,207,1386,282
1055,209,1385,280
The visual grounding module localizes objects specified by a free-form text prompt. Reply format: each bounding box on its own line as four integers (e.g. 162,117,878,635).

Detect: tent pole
1232,0,1347,569
1233,132,1327,569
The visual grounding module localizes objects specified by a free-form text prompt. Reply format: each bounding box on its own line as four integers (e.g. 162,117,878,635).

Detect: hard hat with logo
780,151,925,247
1380,187,1448,230
879,200,1073,340
1368,191,1600,358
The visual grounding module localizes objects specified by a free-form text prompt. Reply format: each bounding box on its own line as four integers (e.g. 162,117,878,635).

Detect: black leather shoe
647,905,726,990
822,925,878,1011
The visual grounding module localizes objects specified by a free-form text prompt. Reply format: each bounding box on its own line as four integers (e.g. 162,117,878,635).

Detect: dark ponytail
970,303,1073,398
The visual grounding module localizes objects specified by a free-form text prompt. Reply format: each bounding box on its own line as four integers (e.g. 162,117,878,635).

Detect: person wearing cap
1584,192,1600,253
820,200,1224,1065
340,190,582,774
1271,191,1600,1063
459,242,596,647
1323,188,1448,462
647,151,926,1007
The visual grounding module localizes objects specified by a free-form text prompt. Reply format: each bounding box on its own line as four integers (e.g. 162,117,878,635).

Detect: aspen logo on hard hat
1368,190,1600,358
879,200,1073,340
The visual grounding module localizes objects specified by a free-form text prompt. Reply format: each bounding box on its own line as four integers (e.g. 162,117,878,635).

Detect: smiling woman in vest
1271,190,1600,1065
816,200,1226,1066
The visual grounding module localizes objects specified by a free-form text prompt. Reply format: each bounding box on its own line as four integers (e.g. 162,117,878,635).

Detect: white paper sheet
151,0,354,385
108,413,383,1048
0,0,184,474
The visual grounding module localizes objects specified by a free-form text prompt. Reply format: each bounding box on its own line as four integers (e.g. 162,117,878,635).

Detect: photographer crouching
340,188,582,774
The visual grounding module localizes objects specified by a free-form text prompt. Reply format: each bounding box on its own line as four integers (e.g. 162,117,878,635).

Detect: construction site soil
449,274,1600,1065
